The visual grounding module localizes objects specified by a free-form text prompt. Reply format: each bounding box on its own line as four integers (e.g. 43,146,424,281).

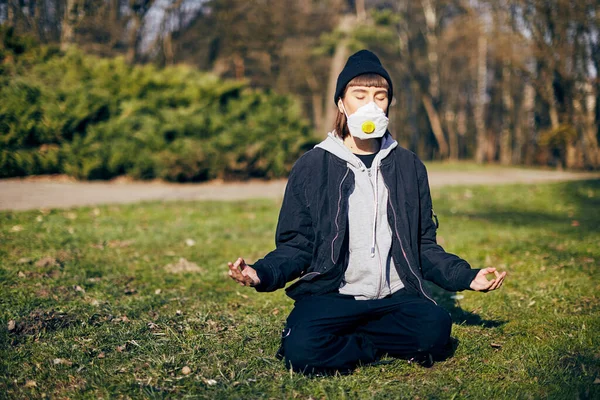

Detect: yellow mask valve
361,121,376,134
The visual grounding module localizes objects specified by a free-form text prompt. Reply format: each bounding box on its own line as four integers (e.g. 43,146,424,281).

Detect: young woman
227,50,507,374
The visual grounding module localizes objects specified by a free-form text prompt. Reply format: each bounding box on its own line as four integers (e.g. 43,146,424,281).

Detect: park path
1,168,599,211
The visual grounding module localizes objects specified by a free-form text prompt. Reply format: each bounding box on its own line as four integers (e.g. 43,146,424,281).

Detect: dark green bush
0,28,316,181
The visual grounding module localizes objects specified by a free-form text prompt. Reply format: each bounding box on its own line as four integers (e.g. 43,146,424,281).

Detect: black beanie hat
334,49,393,105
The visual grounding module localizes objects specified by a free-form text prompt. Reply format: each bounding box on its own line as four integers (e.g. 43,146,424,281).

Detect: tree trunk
422,92,449,158
500,60,513,164
7,0,14,26
583,82,599,168
126,12,140,64
421,0,439,98
232,53,245,80
409,80,420,152
474,35,487,163
163,32,174,65
60,0,78,51
324,14,355,137
306,72,324,133
446,110,458,160
356,0,366,21
108,0,120,48
515,81,534,165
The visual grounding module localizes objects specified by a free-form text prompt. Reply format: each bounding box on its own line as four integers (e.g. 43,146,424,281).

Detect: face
338,86,389,116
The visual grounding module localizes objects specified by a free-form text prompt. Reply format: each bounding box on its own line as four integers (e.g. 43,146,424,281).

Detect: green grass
423,160,562,172
1,180,599,399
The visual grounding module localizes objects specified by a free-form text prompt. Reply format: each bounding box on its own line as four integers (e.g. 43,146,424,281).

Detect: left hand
469,267,507,292
227,257,260,287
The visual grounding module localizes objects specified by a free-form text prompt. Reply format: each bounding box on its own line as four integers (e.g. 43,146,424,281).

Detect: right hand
227,257,260,287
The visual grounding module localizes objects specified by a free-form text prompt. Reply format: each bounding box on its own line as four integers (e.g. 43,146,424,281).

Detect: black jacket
251,145,480,303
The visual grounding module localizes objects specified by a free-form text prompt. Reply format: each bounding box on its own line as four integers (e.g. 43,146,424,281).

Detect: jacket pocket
285,271,322,293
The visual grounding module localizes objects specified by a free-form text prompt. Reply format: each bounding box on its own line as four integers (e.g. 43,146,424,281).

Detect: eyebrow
349,88,388,95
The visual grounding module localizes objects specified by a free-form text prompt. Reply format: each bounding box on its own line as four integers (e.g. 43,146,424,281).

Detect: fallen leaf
185,239,196,247
155,289,162,295
593,377,600,384
205,379,217,386
571,220,580,227
18,271,26,278
8,320,16,331
24,380,36,388
490,343,502,349
97,352,105,359
36,215,43,222
65,212,77,220
176,310,182,316
116,344,126,352
112,315,130,323
17,257,33,264
73,285,85,294
181,366,191,375
10,225,24,232
53,358,73,366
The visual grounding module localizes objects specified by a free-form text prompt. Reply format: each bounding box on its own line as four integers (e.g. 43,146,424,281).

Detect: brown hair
333,73,390,139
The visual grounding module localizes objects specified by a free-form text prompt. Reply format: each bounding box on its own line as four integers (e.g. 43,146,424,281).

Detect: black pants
280,289,452,374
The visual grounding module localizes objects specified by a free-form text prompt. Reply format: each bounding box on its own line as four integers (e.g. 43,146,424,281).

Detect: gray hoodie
315,131,405,300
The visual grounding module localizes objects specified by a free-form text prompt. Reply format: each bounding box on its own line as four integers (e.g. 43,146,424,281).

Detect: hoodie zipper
382,179,437,305
331,168,350,264
366,162,384,299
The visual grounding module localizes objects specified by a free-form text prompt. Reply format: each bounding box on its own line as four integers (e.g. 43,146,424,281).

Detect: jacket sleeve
251,162,314,292
416,159,480,291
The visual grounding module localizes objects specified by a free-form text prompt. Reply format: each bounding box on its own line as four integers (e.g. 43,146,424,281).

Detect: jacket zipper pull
370,247,375,258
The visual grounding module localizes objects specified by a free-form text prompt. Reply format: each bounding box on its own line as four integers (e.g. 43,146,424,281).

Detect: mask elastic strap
339,101,350,120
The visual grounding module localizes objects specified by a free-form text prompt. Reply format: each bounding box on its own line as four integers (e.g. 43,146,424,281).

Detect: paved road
1,169,599,211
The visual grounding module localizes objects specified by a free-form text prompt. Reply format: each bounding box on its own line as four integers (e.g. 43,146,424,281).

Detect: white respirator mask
340,101,389,140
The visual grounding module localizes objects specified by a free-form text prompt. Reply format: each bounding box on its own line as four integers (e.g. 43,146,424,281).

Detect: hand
469,267,507,292
227,257,260,287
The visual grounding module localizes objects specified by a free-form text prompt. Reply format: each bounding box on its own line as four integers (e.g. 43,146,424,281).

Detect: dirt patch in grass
8,309,77,336
164,258,204,274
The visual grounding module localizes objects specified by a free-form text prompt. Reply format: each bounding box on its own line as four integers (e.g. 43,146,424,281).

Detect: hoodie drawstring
370,163,379,258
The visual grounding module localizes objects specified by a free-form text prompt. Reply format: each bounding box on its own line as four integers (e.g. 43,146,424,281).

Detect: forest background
1,0,599,181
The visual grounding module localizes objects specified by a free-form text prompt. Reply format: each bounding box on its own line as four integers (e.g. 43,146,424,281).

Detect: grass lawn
1,179,599,399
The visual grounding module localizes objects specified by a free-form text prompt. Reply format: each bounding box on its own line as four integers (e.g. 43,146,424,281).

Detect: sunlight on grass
1,180,598,399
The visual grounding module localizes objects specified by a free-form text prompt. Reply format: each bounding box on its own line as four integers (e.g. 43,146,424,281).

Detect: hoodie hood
315,130,398,169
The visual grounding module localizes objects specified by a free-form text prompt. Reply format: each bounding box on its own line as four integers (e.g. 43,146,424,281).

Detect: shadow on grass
426,283,507,328
423,179,600,329
460,179,600,235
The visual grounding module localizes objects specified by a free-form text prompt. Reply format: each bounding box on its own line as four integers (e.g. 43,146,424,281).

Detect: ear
337,99,345,114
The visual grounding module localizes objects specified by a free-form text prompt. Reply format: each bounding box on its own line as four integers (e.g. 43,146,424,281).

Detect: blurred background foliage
1,0,599,180
0,27,314,180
